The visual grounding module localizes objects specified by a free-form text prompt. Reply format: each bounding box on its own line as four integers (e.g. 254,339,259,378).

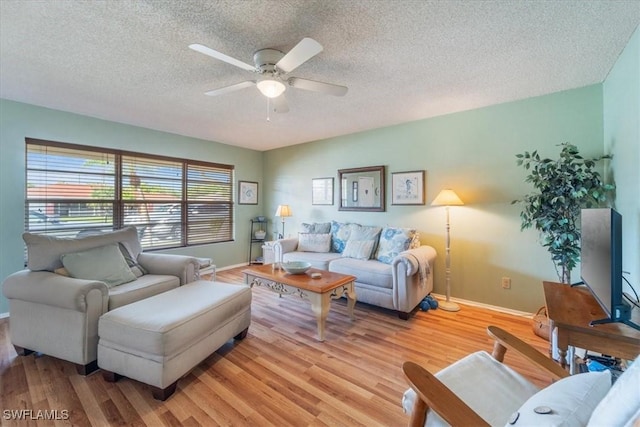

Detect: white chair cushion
402,351,539,426
588,355,640,427
509,370,611,427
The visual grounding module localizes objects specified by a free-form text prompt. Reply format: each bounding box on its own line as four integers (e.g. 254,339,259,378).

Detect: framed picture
391,170,425,205
238,181,258,205
312,177,334,205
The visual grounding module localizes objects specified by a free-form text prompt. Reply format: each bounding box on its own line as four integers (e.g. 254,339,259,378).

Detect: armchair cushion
61,244,137,287
402,351,539,426
23,226,141,271
511,370,610,427
588,355,640,427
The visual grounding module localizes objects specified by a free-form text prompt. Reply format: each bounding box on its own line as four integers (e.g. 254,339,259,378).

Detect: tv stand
543,281,640,370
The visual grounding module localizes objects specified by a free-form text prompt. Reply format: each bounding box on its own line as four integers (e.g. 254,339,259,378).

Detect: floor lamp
431,189,464,312
275,204,292,239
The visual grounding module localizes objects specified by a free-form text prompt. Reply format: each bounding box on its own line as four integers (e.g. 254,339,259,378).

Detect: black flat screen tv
580,208,639,331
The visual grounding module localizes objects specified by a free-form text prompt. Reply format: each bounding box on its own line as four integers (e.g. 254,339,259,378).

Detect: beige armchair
2,226,200,374
402,326,639,427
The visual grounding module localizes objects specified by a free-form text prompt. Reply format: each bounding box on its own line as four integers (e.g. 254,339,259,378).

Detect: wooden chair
402,326,623,427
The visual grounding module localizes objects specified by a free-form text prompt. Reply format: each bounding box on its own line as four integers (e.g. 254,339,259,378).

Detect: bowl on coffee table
281,261,311,275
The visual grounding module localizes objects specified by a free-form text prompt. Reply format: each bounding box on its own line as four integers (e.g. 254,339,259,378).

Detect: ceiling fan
189,38,348,113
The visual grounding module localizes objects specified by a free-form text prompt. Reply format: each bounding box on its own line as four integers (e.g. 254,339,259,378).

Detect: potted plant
513,142,614,284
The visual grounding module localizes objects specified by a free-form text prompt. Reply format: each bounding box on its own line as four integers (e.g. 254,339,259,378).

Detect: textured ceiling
1,1,639,151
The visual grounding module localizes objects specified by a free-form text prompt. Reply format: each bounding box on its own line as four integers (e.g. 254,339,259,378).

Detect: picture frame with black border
238,181,258,205
391,170,425,205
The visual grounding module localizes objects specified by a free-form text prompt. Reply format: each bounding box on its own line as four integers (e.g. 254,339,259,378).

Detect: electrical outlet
501,277,511,289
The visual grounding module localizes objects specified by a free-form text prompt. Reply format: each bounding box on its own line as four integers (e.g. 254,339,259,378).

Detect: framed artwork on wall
238,181,258,205
391,170,425,205
312,177,334,205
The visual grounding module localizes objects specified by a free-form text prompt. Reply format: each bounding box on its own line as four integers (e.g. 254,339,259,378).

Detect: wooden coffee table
243,264,356,341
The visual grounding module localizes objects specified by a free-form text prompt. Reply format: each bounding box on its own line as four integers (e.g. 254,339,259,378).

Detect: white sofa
2,226,200,374
273,221,437,319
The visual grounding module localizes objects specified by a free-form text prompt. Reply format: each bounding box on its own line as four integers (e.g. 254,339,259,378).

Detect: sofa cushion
329,258,394,289
24,226,141,272
342,240,375,260
301,222,332,234
344,225,382,259
282,251,342,270
61,243,137,287
108,273,180,310
376,227,416,264
298,233,331,253
330,221,356,253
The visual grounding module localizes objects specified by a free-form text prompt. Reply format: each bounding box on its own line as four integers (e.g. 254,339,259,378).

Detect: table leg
345,282,356,321
309,292,331,341
556,330,569,369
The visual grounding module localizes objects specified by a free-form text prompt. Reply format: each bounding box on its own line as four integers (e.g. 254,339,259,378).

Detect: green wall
2,25,638,316
264,85,606,313
0,99,264,314
603,25,640,297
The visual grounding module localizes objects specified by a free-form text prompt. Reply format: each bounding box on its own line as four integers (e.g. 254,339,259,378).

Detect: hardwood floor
1,266,553,427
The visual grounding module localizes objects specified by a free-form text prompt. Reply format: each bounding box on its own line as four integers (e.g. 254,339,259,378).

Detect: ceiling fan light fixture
256,78,286,98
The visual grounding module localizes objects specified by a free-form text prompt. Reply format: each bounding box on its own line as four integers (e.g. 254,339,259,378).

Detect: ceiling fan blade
189,44,255,72
272,95,289,113
276,38,323,73
204,81,256,97
288,77,348,96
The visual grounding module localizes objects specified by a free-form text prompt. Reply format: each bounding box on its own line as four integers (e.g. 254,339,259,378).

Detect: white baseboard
430,293,533,318
0,312,9,319
217,262,252,272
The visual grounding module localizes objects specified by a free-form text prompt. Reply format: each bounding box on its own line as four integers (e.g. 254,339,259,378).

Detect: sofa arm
137,253,200,284
272,238,299,263
393,245,437,277
2,270,108,312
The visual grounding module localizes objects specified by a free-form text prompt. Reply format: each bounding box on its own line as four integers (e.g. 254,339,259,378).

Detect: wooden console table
543,281,640,370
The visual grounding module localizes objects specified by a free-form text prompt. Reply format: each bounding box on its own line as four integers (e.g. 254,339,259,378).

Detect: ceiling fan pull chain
266,97,271,122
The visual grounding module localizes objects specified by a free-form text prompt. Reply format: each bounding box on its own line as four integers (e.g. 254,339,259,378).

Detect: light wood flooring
1,266,553,427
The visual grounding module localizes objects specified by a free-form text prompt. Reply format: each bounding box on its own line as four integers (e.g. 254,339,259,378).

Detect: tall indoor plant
513,142,614,284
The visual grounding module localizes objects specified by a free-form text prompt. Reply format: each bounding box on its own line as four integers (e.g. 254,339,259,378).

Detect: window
26,138,234,249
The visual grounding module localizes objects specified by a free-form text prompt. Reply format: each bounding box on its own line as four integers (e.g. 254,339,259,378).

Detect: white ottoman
97,280,251,400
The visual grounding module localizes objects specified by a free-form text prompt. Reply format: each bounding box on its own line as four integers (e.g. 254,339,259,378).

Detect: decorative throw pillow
345,225,382,259
301,222,332,234
409,232,421,249
375,227,416,264
341,240,375,260
587,355,640,427
118,242,148,278
509,370,611,427
330,221,356,253
61,243,137,287
298,233,331,253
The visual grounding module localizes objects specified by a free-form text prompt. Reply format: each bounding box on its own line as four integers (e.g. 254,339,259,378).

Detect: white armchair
402,326,639,426
2,226,200,374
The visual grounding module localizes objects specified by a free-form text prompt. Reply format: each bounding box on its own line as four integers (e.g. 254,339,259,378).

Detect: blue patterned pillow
330,221,356,253
375,227,417,264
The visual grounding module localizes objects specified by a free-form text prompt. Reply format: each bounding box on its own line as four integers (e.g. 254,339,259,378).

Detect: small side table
262,241,275,265
543,281,640,370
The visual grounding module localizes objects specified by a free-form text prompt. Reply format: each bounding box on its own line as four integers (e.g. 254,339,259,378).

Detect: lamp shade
431,189,464,206
256,79,286,98
275,204,292,217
